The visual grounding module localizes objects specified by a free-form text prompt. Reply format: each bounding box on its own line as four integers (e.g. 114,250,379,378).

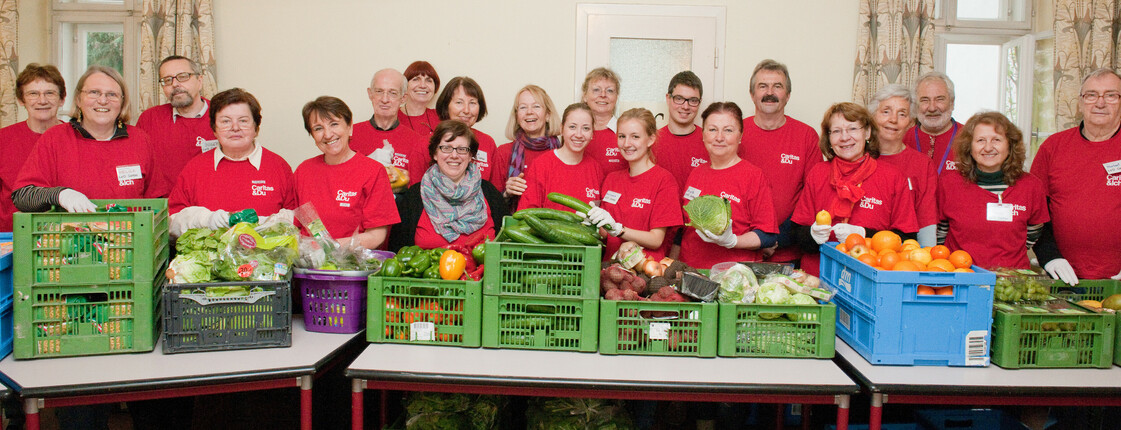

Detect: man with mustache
903,72,962,175
350,68,431,190
739,59,823,266
137,55,217,197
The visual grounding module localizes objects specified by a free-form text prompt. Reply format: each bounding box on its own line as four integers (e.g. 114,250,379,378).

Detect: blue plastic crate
1,231,11,306
0,301,11,359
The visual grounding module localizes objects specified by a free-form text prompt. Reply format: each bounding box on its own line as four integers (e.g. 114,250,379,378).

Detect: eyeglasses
370,88,401,99
437,145,471,155
159,72,198,86
828,126,864,137
671,95,701,107
216,117,254,131
83,90,121,102
1080,92,1121,104
24,90,60,101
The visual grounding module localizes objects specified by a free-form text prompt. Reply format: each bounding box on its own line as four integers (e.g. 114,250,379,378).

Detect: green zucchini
521,214,584,246
503,226,546,244
513,208,583,223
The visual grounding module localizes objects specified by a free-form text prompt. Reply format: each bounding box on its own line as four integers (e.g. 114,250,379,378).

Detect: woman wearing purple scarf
490,85,561,208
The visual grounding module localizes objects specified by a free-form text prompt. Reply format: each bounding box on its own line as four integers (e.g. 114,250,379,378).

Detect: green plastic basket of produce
13,199,169,287
368,277,482,347
990,300,1114,368
12,273,163,359
717,302,836,358
483,226,602,299
1048,279,1121,366
598,299,718,357
162,279,291,354
482,295,598,352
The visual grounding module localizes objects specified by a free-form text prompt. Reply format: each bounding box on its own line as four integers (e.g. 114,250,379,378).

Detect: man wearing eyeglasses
739,59,823,265
654,71,708,192
351,68,430,190
1032,68,1121,285
903,72,961,175
136,55,217,198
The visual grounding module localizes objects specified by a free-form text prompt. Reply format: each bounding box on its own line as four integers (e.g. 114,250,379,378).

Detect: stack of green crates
1049,279,1121,367
367,276,483,347
481,239,600,352
12,199,169,359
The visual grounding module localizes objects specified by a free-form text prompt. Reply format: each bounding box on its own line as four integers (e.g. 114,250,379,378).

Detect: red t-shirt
1031,126,1121,278
878,147,939,227
350,120,430,186
396,108,440,139
679,160,778,269
415,204,497,249
792,161,919,275
739,116,823,262
938,171,1048,269
294,154,399,240
15,123,157,200
587,128,627,175
654,125,708,193
902,120,962,175
0,121,44,230
472,129,498,187
491,142,552,194
168,147,296,216
600,166,683,261
135,101,217,197
517,150,604,212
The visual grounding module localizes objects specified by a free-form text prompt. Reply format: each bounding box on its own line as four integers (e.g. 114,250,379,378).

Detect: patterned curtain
1053,0,1121,129
0,0,18,128
851,0,936,106
138,0,218,110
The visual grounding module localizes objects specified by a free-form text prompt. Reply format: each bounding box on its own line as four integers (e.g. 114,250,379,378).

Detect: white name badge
986,202,1014,222
200,139,219,153
116,165,143,181
602,190,621,205
1104,160,1121,176
475,150,488,163
683,186,701,201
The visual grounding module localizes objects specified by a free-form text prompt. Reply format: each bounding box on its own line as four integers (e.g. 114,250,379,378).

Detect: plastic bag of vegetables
213,222,298,281
712,263,759,304
526,397,634,430
403,392,504,430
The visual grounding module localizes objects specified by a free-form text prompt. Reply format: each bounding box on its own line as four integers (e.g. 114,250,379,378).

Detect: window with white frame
52,0,140,120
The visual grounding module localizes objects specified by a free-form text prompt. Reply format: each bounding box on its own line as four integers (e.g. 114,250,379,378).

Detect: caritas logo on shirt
392,152,408,169
336,189,358,207
631,197,651,209
1107,174,1121,186
719,191,741,203
585,188,601,199
945,160,957,171
780,153,800,164
251,180,274,196
691,157,708,167
605,147,620,157
859,196,883,210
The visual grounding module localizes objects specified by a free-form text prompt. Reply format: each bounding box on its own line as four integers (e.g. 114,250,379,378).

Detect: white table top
835,339,1121,397
0,320,364,398
347,343,858,396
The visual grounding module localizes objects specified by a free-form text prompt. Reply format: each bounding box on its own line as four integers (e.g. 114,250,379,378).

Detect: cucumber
504,227,546,244
541,220,602,246
521,214,584,246
513,208,583,223
543,219,604,242
546,192,616,232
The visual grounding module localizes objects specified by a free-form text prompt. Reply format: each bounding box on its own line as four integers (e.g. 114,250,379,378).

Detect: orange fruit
948,250,973,269
879,252,902,270
836,243,848,253
926,266,946,272
930,245,951,260
912,261,928,271
857,253,879,267
952,268,974,273
928,259,956,272
936,286,954,296
900,243,919,253
902,239,920,247
893,261,920,271
917,285,936,295
871,231,902,253
845,233,866,251
908,248,933,265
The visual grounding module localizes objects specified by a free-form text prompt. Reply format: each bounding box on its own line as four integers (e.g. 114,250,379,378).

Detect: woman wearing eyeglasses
295,97,399,249
868,84,938,247
582,67,627,174
516,102,605,212
167,88,297,235
389,120,509,250
397,61,441,139
1,64,65,230
12,66,159,214
791,102,918,275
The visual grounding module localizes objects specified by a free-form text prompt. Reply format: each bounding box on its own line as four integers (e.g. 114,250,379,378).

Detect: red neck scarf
829,154,877,220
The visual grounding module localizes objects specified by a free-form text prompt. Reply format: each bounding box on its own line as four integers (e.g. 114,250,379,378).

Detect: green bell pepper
379,258,403,277
396,246,420,264
423,264,441,279
429,247,448,261
408,253,432,274
472,242,486,264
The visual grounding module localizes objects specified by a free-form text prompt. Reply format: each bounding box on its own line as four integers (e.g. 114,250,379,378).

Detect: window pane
609,38,692,104
945,43,1001,121
957,0,1000,20
58,22,125,117
87,31,124,73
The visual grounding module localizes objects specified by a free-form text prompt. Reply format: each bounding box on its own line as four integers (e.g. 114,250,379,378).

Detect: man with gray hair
1032,67,1121,285
136,55,216,197
351,68,430,188
903,71,962,174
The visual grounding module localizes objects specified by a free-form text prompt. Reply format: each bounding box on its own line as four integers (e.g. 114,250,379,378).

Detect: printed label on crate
838,269,853,292
648,322,670,340
838,308,851,330
410,322,435,341
965,330,989,366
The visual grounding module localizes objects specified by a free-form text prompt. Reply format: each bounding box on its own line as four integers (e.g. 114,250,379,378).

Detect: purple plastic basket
294,269,371,333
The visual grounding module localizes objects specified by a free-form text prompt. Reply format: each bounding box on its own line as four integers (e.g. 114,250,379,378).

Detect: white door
577,4,725,128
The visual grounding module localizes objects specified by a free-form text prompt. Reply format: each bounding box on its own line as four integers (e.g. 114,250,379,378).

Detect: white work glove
810,223,832,245
697,220,738,249
1112,269,1121,281
587,207,623,237
1044,258,1079,286
58,189,96,213
258,209,296,229
831,223,867,242
917,225,937,248
207,210,231,229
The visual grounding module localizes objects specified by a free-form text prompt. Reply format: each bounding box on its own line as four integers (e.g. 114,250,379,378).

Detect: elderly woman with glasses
389,120,509,251
168,87,296,235
1,64,65,229
868,84,939,246
12,65,160,214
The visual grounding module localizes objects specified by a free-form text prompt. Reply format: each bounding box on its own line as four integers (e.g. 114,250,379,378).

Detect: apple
848,244,872,259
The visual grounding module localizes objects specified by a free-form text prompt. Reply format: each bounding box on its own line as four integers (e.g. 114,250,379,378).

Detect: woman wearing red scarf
491,85,562,208
792,102,919,275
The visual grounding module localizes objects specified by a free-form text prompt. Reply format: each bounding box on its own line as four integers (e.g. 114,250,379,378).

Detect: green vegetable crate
13,199,169,287
368,277,482,347
162,279,291,354
598,299,718,357
717,302,836,358
1049,279,1121,366
482,296,598,352
990,300,1114,368
13,274,163,359
483,232,602,299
